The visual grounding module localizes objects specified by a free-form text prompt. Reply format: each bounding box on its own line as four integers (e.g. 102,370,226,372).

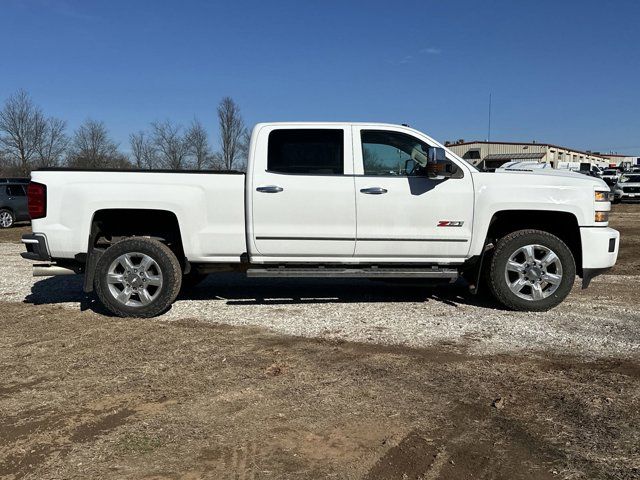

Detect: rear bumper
580,227,619,288
21,233,51,261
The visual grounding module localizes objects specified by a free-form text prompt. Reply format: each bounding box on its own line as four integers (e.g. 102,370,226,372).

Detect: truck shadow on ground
24,273,501,314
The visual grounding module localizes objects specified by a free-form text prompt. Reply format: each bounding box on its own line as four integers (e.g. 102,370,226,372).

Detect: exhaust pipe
33,264,78,277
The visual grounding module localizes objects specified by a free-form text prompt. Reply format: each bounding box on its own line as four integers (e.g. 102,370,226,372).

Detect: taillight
27,182,47,219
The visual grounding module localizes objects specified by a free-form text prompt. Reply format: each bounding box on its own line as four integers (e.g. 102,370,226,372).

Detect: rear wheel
94,238,182,318
0,209,14,228
486,229,575,311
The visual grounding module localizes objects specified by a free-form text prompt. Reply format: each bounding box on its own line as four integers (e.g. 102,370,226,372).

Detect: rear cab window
267,129,344,175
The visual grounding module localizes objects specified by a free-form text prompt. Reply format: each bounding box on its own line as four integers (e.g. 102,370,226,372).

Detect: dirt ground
0,224,30,244
610,204,640,275
0,205,638,479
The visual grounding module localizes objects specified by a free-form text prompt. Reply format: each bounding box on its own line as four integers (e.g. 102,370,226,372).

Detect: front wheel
486,229,576,311
94,238,182,318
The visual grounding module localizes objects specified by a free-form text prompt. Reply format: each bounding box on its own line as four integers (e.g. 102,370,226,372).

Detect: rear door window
6,185,26,196
267,129,344,175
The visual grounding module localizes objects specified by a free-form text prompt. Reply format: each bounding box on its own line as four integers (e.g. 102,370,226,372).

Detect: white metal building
447,141,609,171
599,153,640,168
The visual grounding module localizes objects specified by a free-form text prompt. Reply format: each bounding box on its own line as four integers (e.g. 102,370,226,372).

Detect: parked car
0,180,30,228
612,173,640,203
600,168,620,186
576,169,601,178
21,122,619,317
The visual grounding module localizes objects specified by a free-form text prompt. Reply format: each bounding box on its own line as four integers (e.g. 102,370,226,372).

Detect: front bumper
580,227,619,288
21,233,51,261
614,192,640,202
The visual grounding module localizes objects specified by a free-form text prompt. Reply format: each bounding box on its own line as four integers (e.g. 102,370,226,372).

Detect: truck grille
623,186,640,193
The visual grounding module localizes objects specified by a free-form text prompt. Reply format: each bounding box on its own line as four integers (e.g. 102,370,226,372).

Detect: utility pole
487,93,492,143
486,93,492,170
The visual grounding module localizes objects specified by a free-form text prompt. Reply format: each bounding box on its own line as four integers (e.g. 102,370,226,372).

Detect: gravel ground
2,242,638,360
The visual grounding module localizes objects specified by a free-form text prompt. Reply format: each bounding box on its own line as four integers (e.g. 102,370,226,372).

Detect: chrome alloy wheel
504,244,563,301
0,211,13,228
106,252,163,307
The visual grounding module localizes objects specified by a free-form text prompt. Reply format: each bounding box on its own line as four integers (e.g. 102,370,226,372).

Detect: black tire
181,272,208,292
0,208,15,229
486,229,575,312
94,237,182,318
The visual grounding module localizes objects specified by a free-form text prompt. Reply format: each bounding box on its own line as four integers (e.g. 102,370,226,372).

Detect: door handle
256,185,284,193
360,187,388,195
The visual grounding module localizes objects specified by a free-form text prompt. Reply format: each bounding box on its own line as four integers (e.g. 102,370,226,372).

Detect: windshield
619,175,640,183
603,169,618,175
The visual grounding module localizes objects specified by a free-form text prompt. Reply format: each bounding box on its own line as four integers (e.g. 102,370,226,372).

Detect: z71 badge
437,221,464,227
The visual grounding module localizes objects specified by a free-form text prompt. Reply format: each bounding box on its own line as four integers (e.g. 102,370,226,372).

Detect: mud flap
581,267,611,289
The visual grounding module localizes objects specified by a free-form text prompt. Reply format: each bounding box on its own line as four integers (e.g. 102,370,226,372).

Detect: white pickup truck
22,123,619,317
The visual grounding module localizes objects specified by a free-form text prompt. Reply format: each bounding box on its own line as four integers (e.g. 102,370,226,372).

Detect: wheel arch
83,208,185,292
485,210,583,276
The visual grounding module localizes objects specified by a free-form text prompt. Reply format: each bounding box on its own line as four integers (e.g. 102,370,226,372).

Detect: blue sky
1,0,639,154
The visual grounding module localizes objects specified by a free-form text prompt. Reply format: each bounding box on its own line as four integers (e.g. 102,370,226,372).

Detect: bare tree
0,90,46,175
129,131,146,168
67,119,125,169
185,118,210,170
35,117,68,168
0,148,14,176
217,97,247,170
129,130,157,169
236,128,251,171
151,120,190,170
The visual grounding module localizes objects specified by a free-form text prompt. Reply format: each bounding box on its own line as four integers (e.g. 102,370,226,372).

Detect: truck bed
30,169,247,262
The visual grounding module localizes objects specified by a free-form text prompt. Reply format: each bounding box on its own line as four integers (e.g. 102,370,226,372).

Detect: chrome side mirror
427,146,446,164
426,147,449,178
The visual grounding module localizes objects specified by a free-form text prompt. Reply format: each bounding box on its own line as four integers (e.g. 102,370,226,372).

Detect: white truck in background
22,122,619,317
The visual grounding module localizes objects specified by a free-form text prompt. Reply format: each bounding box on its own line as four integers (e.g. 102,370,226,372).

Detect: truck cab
248,124,473,262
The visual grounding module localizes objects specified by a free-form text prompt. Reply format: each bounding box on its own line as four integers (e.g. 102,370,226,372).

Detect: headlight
594,191,611,202
595,211,609,222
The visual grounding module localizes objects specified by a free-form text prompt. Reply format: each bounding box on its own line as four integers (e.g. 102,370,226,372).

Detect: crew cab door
249,125,356,257
352,126,474,259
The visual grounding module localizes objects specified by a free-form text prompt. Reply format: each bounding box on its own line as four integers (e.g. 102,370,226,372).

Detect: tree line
0,90,249,176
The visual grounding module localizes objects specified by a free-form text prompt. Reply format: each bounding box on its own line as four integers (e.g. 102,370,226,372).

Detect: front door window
361,130,430,176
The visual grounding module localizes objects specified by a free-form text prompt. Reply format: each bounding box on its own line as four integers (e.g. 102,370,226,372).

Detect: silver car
0,180,30,228
613,174,640,203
